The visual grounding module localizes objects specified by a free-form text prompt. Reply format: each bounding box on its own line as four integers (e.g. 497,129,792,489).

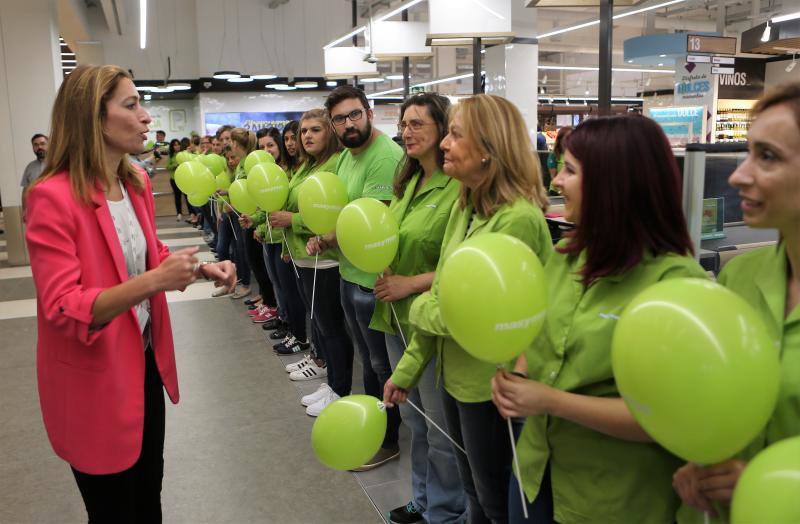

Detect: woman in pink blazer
25,64,236,522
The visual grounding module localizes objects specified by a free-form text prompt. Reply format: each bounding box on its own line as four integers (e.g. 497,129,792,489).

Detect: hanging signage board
712,66,735,75
687,55,712,63
716,57,766,99
686,34,738,55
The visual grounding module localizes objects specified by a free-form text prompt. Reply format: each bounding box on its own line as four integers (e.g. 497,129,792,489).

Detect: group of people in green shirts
219,82,799,524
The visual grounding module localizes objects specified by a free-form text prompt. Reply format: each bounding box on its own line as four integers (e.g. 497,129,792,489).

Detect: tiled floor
0,217,411,523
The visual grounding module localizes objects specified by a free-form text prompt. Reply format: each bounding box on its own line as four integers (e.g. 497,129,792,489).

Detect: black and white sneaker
289,361,327,381
276,337,310,355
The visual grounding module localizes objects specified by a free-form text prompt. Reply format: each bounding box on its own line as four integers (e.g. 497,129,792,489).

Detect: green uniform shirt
283,154,342,261
369,169,461,337
390,197,554,403
166,155,179,178
516,243,708,523
335,134,403,289
678,241,799,524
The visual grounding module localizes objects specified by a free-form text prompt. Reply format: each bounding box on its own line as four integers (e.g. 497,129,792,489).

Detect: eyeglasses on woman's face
398,120,435,134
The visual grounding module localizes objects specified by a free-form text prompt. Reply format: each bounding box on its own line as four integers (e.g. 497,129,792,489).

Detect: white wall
765,59,800,89
142,98,203,141
198,91,330,132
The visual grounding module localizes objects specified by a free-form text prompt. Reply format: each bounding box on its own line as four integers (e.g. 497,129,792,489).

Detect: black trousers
71,348,165,524
441,389,512,524
245,229,274,304
168,178,184,216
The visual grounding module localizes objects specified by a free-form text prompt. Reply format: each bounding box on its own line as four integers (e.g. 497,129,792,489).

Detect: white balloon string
226,212,238,242
281,230,300,279
389,301,409,350
405,398,466,456
267,220,274,243
310,252,318,320
508,416,529,520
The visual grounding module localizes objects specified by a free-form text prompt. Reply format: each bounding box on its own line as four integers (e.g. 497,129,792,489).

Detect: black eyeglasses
331,109,365,126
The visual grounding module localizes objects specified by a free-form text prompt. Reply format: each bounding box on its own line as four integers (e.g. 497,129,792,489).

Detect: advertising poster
674,60,715,142
204,111,305,135
648,106,706,146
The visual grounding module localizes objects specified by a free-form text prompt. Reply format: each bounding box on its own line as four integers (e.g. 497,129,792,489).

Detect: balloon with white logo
335,198,399,273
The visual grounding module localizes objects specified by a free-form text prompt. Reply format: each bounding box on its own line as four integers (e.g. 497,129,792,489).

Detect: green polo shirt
515,243,708,523
677,241,798,524
390,197,553,403
282,154,341,261
369,169,460,337
335,133,403,289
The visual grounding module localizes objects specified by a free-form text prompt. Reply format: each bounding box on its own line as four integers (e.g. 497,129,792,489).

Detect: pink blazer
25,170,179,475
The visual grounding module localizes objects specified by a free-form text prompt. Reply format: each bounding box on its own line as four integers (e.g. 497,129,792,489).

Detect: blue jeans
441,389,512,524
508,466,553,524
386,333,467,524
339,280,400,448
232,218,250,287
216,213,235,262
297,266,353,395
263,244,286,319
275,251,306,341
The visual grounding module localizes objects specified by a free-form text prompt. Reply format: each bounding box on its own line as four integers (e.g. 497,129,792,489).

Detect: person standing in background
21,133,48,208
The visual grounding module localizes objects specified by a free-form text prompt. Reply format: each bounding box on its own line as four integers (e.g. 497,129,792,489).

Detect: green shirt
677,241,799,524
516,244,708,523
390,197,554,403
166,155,179,178
335,134,403,289
369,169,461,337
283,154,342,261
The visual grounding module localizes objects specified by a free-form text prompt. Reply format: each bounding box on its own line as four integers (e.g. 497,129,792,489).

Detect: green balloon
335,198,399,273
188,193,209,207
174,160,212,195
298,172,348,235
612,278,780,464
731,436,800,524
200,153,227,176
215,172,232,191
175,151,191,165
247,163,289,212
228,179,258,215
244,149,275,174
311,394,387,471
438,233,547,364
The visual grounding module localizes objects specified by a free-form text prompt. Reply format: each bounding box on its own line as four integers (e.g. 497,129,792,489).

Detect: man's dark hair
191,135,200,145
324,85,369,115
155,130,166,136
31,133,47,143
256,128,270,139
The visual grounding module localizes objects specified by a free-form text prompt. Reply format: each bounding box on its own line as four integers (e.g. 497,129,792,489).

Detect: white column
0,0,61,265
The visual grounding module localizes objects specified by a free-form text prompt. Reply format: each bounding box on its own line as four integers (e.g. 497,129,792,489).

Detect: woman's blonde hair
36,64,143,204
297,108,342,168
451,95,548,216
230,127,258,156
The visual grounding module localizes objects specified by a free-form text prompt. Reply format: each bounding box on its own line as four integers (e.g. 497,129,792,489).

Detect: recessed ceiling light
659,54,666,57
266,83,290,89
168,83,191,90
228,76,254,83
251,73,278,80
143,94,152,100
658,63,664,66
385,74,404,80
213,70,241,79
273,85,297,91
627,59,634,63
150,86,175,93
361,77,385,83
295,81,318,88
326,81,338,87
136,85,155,91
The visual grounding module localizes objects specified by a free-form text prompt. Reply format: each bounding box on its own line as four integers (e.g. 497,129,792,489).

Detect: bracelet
196,261,212,280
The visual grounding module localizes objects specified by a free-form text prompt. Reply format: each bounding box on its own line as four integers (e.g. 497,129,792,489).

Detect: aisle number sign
686,34,737,55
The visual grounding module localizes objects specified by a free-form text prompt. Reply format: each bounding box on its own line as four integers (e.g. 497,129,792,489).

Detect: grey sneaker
231,286,251,299
351,445,400,472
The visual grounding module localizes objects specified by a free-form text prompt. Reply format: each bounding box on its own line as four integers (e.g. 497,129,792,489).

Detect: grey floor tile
363,479,413,522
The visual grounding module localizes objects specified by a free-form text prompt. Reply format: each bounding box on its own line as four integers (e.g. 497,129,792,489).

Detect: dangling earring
481,158,489,166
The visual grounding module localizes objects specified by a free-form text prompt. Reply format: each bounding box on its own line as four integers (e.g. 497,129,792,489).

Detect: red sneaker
251,309,278,323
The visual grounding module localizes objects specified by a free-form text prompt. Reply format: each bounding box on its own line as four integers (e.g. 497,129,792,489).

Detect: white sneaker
301,383,333,407
212,286,233,297
306,389,340,417
286,354,313,373
289,360,328,381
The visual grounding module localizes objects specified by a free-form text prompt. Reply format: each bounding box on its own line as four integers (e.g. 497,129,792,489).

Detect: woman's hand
306,236,325,256
374,269,416,302
673,463,716,516
269,211,293,228
253,229,263,242
383,378,408,407
282,255,291,263
239,214,253,228
152,247,199,291
200,260,237,294
697,459,746,502
216,189,228,196
491,370,557,419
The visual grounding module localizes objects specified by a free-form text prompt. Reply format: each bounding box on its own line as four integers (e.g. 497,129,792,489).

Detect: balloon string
310,252,318,320
281,230,300,279
405,398,466,456
386,291,465,457
508,417,529,520
226,212,238,242
267,220,274,243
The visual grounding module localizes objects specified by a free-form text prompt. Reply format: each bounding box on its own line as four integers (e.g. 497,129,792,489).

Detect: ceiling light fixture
386,74,404,80
143,94,152,100
295,81,319,88
326,81,338,87
537,0,686,40
213,71,241,79
266,83,289,89
228,76,254,83
324,0,426,49
761,21,772,42
139,0,146,49
251,74,278,80
168,83,192,90
150,86,175,93
136,85,155,91
772,11,800,23
537,65,675,74
360,77,385,83
273,85,297,91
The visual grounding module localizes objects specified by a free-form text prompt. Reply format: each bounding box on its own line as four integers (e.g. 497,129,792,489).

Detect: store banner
674,60,715,142
648,106,706,147
717,58,766,100
204,111,305,136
